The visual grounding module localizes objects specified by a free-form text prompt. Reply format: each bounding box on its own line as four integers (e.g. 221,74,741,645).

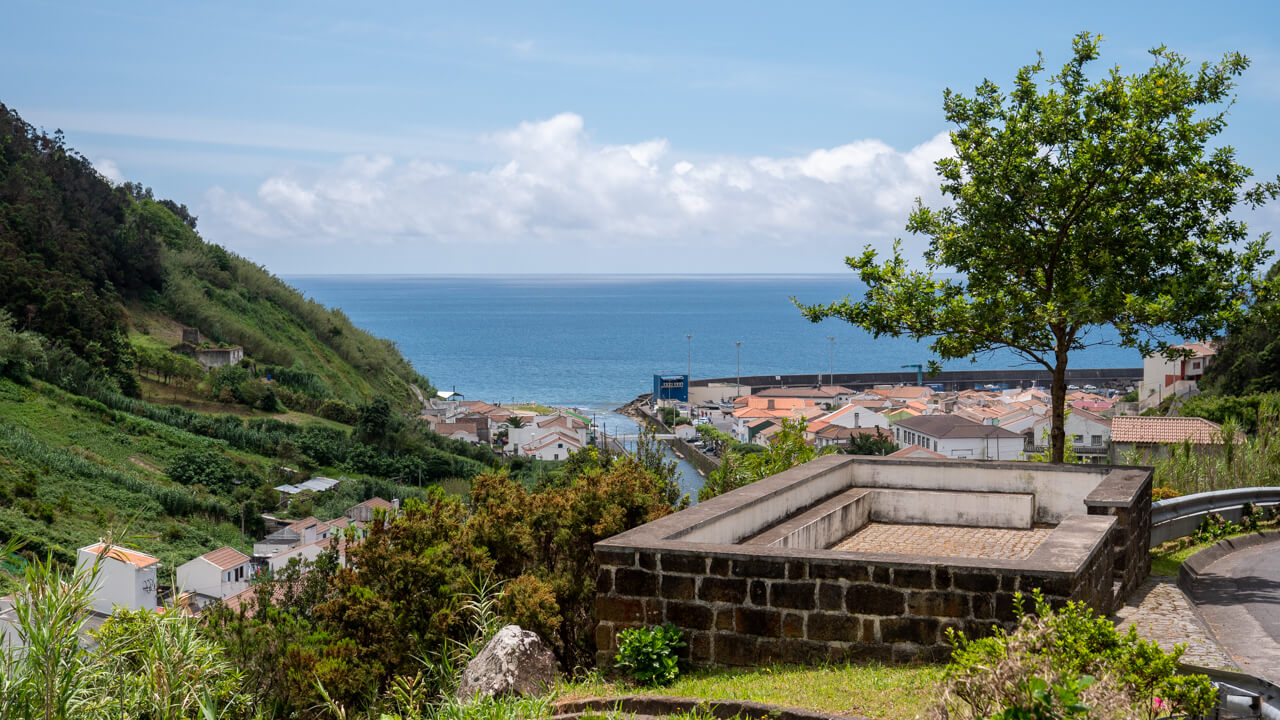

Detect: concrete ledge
1178,531,1280,596
871,488,1034,530
744,488,872,549
551,695,870,720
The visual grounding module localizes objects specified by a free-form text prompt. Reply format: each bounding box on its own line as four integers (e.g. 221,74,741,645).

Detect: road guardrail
1150,487,1280,547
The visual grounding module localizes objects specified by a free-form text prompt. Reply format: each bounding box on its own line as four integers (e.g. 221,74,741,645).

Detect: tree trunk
1050,354,1068,464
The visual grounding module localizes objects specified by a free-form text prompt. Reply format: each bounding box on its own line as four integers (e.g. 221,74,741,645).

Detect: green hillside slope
0,101,499,572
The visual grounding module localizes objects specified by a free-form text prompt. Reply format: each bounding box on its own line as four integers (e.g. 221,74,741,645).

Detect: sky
4,1,1280,274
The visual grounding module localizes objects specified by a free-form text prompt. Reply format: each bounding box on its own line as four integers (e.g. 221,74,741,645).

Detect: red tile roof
198,546,250,570
81,543,160,569
1111,416,1226,444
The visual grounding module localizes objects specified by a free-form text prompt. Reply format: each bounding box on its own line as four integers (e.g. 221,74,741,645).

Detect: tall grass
0,543,249,719
1151,400,1280,494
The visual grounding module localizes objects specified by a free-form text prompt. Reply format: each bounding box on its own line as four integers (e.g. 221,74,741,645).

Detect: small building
177,547,252,600
893,414,1024,460
346,497,395,523
1109,415,1233,463
673,424,698,441
190,346,244,370
437,390,464,402
1029,409,1112,463
653,374,689,405
522,431,582,461
252,517,332,559
1140,342,1216,407
76,543,160,615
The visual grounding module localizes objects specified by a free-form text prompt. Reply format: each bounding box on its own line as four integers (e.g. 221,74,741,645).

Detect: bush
165,447,240,494
936,591,1216,720
614,623,685,686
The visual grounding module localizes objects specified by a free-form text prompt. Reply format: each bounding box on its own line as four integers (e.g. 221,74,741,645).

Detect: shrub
936,592,1216,720
614,623,685,686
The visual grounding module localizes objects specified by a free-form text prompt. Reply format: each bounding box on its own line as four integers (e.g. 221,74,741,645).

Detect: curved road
1191,541,1280,682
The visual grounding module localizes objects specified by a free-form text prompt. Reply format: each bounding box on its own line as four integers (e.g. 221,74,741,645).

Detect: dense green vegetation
0,102,505,572
0,102,428,408
1200,260,1280,396
204,452,676,717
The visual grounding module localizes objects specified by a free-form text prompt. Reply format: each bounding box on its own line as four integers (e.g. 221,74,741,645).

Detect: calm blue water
284,274,1141,408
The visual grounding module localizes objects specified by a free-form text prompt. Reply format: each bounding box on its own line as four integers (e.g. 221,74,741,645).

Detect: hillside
0,102,428,409
0,101,494,571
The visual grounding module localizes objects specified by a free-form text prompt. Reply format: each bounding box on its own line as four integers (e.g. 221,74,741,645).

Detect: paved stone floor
831,522,1052,560
1114,577,1236,669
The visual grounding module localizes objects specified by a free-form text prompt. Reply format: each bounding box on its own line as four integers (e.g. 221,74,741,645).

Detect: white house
177,546,252,600
506,413,589,456
1030,408,1112,463
808,403,890,433
522,431,583,461
252,516,333,559
76,543,160,615
892,415,1024,460
1141,342,1216,405
673,424,698,441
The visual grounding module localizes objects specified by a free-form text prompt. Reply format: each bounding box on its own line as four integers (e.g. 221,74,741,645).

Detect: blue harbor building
653,374,689,404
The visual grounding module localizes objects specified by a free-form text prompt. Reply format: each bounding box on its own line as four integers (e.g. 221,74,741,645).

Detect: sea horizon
284,274,1146,409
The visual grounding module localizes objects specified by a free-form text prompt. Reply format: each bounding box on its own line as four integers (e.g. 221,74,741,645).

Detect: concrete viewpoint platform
595,455,1152,666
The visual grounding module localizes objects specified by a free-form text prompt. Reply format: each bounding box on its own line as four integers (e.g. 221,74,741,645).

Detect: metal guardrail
1150,487,1280,547
1182,663,1280,719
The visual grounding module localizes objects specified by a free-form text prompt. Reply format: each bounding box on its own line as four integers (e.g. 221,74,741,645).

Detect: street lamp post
735,340,743,393
686,334,693,378
826,336,835,387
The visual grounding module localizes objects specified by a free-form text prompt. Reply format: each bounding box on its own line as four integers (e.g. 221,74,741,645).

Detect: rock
456,625,557,701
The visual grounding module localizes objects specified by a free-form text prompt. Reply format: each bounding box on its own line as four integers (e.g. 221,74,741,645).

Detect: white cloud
93,157,124,184
205,113,952,265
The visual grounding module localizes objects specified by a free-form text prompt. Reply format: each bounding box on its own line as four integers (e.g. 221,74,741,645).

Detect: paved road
1190,542,1280,683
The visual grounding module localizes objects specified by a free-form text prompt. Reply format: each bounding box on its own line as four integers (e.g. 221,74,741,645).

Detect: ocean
285,274,1141,410
285,274,1142,502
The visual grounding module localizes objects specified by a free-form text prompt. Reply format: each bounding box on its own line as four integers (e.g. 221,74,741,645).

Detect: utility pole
686,334,693,378
735,340,743,394
902,364,924,386
826,336,835,387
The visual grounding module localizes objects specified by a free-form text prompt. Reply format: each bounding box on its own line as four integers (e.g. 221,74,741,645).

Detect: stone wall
595,455,1150,668
596,525,1116,666
1084,468,1153,602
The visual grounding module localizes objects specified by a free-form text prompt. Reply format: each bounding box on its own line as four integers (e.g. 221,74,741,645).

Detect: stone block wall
595,539,1115,668
1085,468,1153,607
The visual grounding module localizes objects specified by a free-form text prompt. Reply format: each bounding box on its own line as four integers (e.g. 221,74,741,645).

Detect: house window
234,566,244,581
1091,435,1102,447
1073,434,1084,444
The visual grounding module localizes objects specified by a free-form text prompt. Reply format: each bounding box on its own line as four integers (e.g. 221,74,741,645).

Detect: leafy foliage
700,418,832,501
165,447,241,494
0,105,165,383
797,33,1278,463
614,623,686,687
937,592,1215,720
1200,260,1280,396
844,427,897,456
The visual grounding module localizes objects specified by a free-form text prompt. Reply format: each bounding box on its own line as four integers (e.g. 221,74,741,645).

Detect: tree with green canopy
798,32,1278,462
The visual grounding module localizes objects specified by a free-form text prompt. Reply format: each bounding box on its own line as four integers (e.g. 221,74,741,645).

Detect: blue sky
4,1,1279,273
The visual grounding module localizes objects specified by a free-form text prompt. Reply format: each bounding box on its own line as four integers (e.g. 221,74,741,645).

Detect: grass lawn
558,663,947,720
1150,519,1280,577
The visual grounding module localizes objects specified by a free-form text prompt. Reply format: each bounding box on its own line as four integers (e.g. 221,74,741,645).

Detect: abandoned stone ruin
595,455,1151,666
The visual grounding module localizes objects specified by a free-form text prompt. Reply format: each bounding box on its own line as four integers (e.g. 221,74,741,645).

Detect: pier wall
689,367,1142,394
